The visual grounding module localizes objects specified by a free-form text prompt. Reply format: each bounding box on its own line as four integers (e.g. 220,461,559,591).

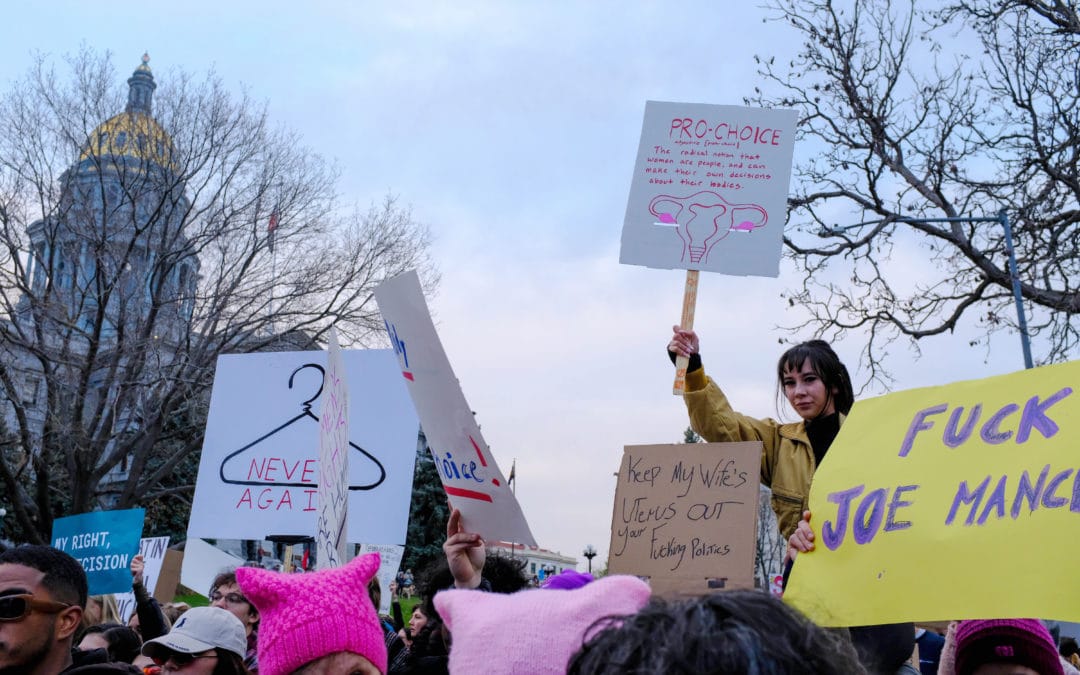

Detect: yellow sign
785,359,1080,626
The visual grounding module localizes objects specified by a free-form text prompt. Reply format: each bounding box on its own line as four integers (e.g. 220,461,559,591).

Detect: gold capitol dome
79,53,175,168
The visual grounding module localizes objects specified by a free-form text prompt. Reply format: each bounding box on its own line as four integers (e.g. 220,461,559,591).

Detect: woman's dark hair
567,590,865,674
81,622,143,663
1060,636,1079,658
777,340,854,416
212,648,250,675
417,552,529,622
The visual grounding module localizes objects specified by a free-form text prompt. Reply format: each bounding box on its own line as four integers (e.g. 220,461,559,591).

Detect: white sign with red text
620,101,797,277
187,349,418,545
374,271,536,545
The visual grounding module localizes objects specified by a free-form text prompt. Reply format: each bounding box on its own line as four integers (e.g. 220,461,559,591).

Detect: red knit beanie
955,619,1063,675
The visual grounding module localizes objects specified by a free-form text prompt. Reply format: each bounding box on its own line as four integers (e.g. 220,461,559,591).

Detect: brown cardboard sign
154,549,183,603
607,442,762,595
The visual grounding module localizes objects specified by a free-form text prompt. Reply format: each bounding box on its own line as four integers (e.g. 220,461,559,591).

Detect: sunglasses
150,652,217,668
208,591,248,605
0,593,72,621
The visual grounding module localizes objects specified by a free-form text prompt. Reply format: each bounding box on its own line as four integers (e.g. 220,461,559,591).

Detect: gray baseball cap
142,606,247,660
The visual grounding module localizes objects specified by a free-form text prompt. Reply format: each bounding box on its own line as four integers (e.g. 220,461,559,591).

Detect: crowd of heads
2,540,1076,675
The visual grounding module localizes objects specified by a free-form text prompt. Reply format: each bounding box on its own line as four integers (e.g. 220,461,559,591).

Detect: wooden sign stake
673,269,700,395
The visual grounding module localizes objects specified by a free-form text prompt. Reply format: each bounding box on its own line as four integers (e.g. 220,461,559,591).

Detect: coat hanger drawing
218,363,386,490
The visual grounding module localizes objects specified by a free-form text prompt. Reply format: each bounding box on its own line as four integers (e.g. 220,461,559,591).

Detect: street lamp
583,544,597,574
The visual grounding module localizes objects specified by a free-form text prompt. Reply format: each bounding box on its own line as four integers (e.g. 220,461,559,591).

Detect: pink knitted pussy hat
235,552,387,675
434,574,651,674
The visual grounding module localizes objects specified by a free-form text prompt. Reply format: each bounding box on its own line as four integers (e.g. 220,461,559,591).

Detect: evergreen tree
401,429,450,573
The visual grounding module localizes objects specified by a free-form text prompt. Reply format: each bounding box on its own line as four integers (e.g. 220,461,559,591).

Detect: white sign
620,101,798,277
116,536,170,622
187,349,418,544
180,538,244,597
358,543,405,615
316,329,350,569
374,271,536,545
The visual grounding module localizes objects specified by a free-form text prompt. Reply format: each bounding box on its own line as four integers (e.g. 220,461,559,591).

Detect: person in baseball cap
141,606,249,674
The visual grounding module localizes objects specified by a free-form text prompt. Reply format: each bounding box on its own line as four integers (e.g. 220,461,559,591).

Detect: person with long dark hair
669,327,854,543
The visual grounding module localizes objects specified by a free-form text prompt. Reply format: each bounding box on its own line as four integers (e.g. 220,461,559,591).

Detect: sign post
619,101,798,393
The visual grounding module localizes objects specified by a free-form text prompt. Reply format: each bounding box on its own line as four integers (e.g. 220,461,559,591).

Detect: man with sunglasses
0,544,139,674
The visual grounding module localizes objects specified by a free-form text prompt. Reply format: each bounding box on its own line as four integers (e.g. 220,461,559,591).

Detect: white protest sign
374,271,536,545
180,538,244,597
620,101,798,277
187,349,418,545
316,328,349,569
116,536,170,622
359,543,405,615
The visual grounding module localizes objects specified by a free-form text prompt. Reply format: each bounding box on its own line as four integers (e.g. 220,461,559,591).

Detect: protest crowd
1,328,1076,675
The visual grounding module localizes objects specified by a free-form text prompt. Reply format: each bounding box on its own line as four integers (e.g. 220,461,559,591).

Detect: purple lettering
1041,469,1074,508
899,404,948,457
884,484,919,532
980,404,1018,444
943,405,981,448
822,485,864,550
1016,387,1073,443
946,476,991,525
852,488,887,545
1010,465,1049,518
976,475,1008,524
1072,470,1080,513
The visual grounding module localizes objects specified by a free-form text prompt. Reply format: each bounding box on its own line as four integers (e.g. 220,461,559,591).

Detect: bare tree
0,49,437,543
749,0,1078,384
754,486,784,589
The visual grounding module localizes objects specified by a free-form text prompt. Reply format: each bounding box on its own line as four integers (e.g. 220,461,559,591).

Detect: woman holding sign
668,327,854,544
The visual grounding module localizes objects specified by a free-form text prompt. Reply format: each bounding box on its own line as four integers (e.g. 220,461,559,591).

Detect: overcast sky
2,1,1033,570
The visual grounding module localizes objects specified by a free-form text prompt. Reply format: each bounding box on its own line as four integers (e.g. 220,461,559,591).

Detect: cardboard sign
116,536,170,622
316,328,350,569
51,509,145,595
785,359,1080,626
620,101,797,276
187,349,418,544
374,271,536,545
607,442,762,595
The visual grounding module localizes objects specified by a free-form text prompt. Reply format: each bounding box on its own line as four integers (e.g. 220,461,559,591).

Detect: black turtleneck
805,412,841,467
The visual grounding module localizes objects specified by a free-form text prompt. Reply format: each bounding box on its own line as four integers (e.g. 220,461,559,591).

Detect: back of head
777,340,854,415
0,544,88,608
99,622,144,665
235,552,386,675
849,622,916,675
955,619,1064,675
568,589,864,675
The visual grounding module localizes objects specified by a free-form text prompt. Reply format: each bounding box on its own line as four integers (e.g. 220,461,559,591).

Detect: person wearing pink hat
953,619,1065,675
235,552,387,675
433,574,652,675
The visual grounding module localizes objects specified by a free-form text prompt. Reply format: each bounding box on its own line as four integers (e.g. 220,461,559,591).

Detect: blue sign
51,508,145,595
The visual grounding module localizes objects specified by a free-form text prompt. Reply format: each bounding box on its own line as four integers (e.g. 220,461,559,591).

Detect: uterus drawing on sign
649,191,768,264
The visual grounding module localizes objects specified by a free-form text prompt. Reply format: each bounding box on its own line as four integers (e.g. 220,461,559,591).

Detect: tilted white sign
316,328,350,569
375,271,536,545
